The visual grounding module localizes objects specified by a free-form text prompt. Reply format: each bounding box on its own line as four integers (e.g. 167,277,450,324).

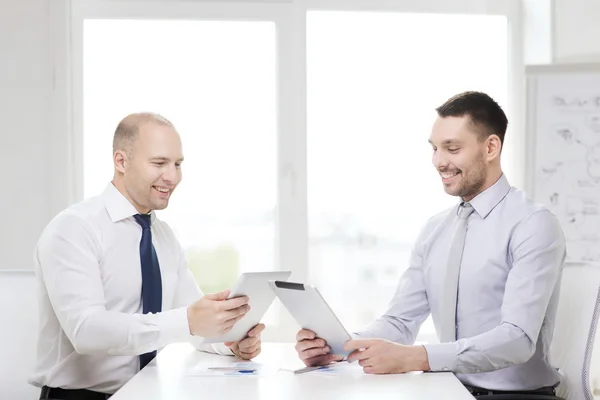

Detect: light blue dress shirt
355,174,566,391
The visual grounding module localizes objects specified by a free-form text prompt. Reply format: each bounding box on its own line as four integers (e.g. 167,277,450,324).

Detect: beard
454,155,487,199
442,151,487,199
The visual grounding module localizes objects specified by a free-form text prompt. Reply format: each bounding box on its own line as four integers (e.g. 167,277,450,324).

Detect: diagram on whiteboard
533,76,600,262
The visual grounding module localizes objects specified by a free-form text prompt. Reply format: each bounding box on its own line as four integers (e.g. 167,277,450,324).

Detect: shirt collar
102,182,156,223
460,174,511,219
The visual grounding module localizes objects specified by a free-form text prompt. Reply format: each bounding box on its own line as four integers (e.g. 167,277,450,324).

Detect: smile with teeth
441,171,460,179
153,186,170,193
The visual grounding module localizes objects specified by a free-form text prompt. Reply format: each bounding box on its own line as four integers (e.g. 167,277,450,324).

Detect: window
306,11,508,338
83,19,279,323
74,1,520,342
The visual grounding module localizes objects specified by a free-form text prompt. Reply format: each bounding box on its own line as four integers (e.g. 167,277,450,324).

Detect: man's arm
37,215,191,356
424,210,566,373
353,224,432,344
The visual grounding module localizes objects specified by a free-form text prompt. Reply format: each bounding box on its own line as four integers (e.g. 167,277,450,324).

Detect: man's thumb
204,289,230,301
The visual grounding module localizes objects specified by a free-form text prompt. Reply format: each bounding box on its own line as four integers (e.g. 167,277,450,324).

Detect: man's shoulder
150,215,181,242
417,205,457,242
41,195,107,238
424,205,455,229
502,186,556,222
151,214,174,231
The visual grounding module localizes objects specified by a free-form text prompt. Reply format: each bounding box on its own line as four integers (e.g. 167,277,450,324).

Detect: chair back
550,261,600,400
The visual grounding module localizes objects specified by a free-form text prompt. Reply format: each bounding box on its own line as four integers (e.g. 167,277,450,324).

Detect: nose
162,164,179,185
432,150,449,170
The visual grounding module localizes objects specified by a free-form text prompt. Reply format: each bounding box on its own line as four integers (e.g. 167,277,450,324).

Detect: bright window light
307,11,508,340
83,19,278,322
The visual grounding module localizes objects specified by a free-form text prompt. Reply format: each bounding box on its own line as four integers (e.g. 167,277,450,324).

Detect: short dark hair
435,91,508,145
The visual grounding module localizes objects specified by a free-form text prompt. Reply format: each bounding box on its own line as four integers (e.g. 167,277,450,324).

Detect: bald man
31,113,264,400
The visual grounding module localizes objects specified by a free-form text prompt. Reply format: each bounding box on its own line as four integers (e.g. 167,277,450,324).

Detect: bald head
113,112,175,155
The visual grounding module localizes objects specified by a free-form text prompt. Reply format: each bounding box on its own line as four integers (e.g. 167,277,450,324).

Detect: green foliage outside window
186,244,240,295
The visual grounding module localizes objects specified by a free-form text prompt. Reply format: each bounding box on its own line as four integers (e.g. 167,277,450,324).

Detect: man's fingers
303,354,336,367
346,349,371,363
295,338,327,353
343,339,374,353
222,311,250,334
221,316,246,334
221,325,233,334
219,296,249,310
222,305,250,323
239,342,260,355
239,336,260,350
296,329,316,341
239,346,259,356
204,289,230,301
248,323,266,337
358,359,372,367
240,348,261,360
301,346,331,360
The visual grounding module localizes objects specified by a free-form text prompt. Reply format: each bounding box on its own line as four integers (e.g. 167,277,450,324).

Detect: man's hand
295,329,343,366
187,289,250,338
225,324,265,360
345,339,430,374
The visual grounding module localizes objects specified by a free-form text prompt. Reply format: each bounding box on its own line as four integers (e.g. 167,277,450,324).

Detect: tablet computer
268,280,352,357
199,271,292,343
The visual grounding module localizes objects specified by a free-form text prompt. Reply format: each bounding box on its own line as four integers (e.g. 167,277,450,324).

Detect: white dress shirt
355,174,566,391
30,183,231,394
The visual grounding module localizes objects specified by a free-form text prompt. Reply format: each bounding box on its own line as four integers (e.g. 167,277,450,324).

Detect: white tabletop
110,343,474,400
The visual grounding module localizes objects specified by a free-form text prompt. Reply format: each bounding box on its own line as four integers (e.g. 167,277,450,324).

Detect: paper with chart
533,72,600,261
187,361,277,377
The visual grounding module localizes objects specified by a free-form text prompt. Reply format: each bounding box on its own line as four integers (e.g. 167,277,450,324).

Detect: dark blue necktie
134,213,162,370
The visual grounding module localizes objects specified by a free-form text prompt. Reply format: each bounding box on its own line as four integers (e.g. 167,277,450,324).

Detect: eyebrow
428,139,462,146
150,156,185,162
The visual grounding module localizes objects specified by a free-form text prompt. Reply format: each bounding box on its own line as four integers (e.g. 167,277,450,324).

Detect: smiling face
429,115,492,201
113,119,184,214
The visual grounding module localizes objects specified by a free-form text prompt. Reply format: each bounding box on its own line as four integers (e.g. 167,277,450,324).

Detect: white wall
2,1,600,398
0,272,40,399
0,0,52,272
0,0,53,397
554,0,600,62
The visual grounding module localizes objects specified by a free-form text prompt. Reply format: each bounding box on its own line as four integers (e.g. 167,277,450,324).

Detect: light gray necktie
440,202,475,342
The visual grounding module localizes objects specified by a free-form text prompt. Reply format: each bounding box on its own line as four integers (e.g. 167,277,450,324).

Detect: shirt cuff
211,342,235,355
192,340,235,355
423,343,459,372
157,307,192,344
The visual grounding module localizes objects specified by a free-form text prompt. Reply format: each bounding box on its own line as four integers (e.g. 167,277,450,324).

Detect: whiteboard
527,63,600,262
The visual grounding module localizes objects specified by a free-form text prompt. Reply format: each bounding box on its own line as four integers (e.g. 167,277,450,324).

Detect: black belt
40,385,112,400
464,384,556,397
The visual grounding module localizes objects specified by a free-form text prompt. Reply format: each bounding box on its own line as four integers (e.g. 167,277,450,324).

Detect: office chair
476,261,600,400
549,261,600,400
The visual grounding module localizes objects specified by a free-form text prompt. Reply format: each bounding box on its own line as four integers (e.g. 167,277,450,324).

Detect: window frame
63,0,524,342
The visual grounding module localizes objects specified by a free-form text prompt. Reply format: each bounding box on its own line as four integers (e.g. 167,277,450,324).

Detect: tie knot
134,213,152,229
459,203,474,220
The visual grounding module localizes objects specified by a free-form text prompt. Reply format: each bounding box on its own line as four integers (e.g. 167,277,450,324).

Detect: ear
486,135,502,161
114,150,128,174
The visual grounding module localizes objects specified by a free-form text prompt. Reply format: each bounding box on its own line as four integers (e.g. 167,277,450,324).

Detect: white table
110,343,475,400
